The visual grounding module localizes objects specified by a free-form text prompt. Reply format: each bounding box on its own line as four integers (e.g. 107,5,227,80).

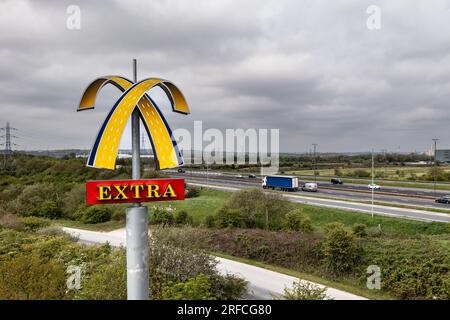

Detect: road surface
166,170,450,211
183,180,450,223
62,227,366,300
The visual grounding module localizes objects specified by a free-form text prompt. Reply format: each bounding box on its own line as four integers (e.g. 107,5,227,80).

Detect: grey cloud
0,0,449,153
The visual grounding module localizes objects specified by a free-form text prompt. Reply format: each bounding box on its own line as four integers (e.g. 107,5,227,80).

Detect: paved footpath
62,227,367,300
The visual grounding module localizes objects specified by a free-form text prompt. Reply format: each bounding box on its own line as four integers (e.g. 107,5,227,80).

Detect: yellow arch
78,76,188,170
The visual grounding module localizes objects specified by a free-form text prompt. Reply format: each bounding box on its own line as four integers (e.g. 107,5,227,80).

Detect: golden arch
78,76,189,170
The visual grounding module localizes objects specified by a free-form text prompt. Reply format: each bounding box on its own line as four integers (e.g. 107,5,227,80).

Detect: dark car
435,195,450,204
177,168,186,173
331,178,343,184
248,174,257,178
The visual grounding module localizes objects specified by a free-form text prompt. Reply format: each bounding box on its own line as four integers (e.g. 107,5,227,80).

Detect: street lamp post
126,59,149,300
312,143,317,183
432,138,439,197
371,149,374,218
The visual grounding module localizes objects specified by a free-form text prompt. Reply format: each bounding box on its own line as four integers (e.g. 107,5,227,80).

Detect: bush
215,207,246,229
19,216,51,231
111,210,126,221
162,274,215,300
219,189,293,230
80,206,112,224
0,253,66,299
61,184,85,219
0,213,23,230
149,208,174,226
352,223,367,237
185,187,200,198
283,209,313,232
281,281,332,300
30,200,62,219
75,251,127,300
323,223,360,275
174,210,191,225
204,214,217,228
9,183,62,217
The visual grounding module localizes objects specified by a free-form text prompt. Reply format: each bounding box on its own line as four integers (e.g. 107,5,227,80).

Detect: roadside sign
86,178,185,205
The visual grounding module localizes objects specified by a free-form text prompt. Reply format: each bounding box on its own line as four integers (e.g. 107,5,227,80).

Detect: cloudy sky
1,0,449,153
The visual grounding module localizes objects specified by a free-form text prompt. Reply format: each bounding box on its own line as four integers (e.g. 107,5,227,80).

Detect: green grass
294,203,449,236
212,252,393,300
144,188,230,224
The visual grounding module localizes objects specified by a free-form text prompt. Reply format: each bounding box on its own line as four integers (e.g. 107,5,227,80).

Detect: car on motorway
236,174,245,179
331,178,343,184
302,182,318,192
248,174,257,178
368,183,380,190
177,168,186,173
435,195,450,204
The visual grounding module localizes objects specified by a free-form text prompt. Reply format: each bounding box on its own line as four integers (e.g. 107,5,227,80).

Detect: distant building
436,149,450,163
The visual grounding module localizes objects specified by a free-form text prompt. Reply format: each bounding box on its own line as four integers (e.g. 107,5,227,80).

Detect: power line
0,122,19,169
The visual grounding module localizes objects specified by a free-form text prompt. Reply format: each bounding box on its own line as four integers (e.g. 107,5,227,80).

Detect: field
286,165,450,182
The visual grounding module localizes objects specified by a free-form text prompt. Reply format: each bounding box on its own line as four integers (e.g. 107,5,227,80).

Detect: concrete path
62,227,367,300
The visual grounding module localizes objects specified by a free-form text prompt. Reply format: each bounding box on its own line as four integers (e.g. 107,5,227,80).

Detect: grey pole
432,138,439,197
126,59,149,300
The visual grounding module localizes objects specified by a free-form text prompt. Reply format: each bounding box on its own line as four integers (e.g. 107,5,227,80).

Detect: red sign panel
86,178,185,205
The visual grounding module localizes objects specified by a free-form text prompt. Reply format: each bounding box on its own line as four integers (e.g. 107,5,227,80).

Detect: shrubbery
0,253,66,299
212,189,293,230
282,209,313,232
323,223,360,275
162,274,215,300
79,206,112,224
149,208,192,226
281,281,332,300
19,216,51,231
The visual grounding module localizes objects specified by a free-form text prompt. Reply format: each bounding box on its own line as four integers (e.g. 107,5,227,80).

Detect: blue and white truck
262,175,299,191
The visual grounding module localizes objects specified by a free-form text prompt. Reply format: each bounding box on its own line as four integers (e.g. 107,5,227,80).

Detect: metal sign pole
126,59,149,300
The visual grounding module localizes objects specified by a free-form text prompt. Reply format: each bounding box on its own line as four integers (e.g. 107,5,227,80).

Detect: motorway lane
62,227,366,300
182,178,450,223
166,169,450,197
176,174,450,211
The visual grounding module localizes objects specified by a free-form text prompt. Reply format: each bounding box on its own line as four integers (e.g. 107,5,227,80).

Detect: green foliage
351,223,367,237
0,213,23,230
323,223,360,275
80,206,112,224
215,207,246,228
185,187,200,198
351,169,371,178
281,281,332,300
214,189,293,230
19,216,51,231
283,209,313,232
111,210,126,221
31,200,62,219
162,274,215,300
0,253,66,299
149,208,174,226
9,183,63,218
204,214,217,228
174,210,191,225
75,251,127,300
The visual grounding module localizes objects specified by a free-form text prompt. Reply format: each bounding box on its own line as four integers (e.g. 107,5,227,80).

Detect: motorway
62,227,366,300
164,171,450,223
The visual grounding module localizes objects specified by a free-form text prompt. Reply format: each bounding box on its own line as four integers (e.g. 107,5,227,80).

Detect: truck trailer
262,175,299,191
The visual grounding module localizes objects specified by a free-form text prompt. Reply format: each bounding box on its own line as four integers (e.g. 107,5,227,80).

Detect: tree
323,223,360,275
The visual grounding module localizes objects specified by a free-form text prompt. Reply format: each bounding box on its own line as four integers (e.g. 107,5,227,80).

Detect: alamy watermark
366,265,381,290
66,5,81,30
66,265,82,291
366,5,381,30
173,121,280,175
